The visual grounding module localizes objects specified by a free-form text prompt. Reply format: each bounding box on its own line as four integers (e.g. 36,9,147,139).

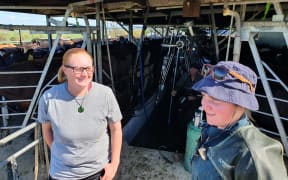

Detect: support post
46,15,52,50
210,3,219,61
1,96,9,128
96,3,103,83
128,11,133,42
83,15,92,54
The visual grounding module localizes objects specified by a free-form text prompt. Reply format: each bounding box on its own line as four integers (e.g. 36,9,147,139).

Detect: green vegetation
0,28,144,45
0,29,83,44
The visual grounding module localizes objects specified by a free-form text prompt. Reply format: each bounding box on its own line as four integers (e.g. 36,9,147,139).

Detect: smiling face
62,49,94,90
201,92,245,129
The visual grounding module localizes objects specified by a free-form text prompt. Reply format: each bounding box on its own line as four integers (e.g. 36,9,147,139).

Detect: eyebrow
64,65,93,68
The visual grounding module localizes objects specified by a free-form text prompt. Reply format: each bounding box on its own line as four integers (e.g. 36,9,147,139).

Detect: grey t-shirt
38,82,122,180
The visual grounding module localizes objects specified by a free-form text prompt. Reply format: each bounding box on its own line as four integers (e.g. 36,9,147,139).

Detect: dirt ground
1,131,287,180
115,144,191,180
0,132,191,180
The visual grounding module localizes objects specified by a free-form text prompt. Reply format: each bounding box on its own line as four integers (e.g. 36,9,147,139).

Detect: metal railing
0,122,48,180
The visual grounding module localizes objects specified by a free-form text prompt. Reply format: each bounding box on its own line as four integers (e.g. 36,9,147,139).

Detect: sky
0,10,136,29
0,11,102,26
0,11,47,25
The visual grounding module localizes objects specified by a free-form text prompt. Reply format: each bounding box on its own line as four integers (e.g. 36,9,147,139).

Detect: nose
80,69,89,76
201,96,211,112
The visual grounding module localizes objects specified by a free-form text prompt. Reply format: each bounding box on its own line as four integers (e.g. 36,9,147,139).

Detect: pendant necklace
75,94,87,113
71,83,91,113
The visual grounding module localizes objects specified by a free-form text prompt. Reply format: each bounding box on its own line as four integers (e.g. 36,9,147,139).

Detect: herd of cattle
0,38,287,134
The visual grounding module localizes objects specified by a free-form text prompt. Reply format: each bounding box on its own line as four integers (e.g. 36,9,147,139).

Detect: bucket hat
192,61,259,110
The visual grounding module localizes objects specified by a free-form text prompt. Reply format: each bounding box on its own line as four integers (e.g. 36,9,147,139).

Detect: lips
76,78,91,86
205,112,215,117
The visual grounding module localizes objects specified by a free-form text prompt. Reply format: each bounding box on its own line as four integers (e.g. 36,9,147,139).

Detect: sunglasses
201,64,255,92
64,65,94,74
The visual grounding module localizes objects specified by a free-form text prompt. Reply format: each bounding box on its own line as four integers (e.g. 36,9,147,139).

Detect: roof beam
69,0,103,7
0,6,67,10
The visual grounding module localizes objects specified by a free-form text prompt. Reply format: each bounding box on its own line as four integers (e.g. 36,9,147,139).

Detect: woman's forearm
109,121,122,167
41,122,53,148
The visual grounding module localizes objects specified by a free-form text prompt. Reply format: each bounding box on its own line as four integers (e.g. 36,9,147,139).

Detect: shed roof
1,0,287,26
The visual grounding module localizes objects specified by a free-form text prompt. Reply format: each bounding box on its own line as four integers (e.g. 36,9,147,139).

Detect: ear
235,106,245,116
62,65,68,74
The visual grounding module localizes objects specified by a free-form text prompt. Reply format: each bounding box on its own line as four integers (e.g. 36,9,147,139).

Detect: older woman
190,61,287,180
38,48,122,180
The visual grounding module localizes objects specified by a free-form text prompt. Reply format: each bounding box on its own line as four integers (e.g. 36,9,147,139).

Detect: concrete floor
1,134,286,180
115,144,191,180
0,132,191,180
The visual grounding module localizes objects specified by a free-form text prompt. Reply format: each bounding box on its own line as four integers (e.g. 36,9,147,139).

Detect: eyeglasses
64,64,94,74
201,64,255,92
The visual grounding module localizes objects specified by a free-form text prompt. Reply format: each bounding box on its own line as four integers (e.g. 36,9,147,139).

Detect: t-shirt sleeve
37,93,50,124
106,88,122,123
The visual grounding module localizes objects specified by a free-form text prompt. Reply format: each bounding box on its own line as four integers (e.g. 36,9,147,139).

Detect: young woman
38,48,122,180
190,61,287,180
